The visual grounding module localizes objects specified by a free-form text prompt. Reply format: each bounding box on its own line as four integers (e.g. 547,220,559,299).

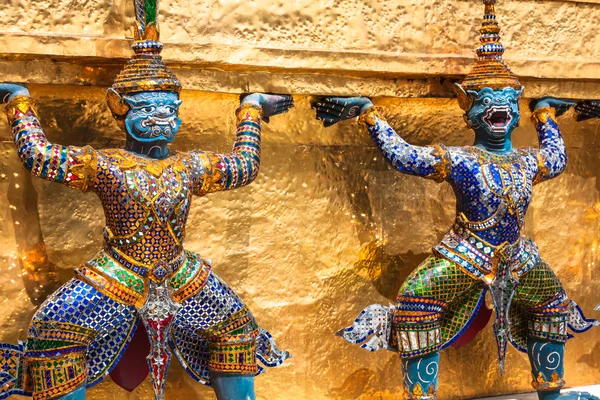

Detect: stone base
474,385,600,399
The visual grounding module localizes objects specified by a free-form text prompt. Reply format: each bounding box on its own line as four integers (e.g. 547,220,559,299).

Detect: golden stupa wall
0,1,599,399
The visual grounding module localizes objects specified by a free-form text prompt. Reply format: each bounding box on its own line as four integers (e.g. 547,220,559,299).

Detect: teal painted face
465,87,523,139
124,91,182,143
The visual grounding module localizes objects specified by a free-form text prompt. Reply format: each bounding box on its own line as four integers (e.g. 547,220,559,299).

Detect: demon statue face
123,91,182,143
464,86,523,142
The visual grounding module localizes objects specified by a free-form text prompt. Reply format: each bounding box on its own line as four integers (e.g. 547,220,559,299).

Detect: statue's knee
25,293,92,398
27,347,87,398
202,306,260,373
394,296,446,358
528,309,569,345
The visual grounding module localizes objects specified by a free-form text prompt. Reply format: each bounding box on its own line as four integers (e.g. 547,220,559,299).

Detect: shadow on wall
7,163,60,306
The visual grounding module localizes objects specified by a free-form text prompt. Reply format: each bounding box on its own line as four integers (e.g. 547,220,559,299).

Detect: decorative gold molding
1,32,599,82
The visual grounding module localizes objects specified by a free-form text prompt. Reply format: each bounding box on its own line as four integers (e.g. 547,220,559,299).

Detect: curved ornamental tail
335,304,396,352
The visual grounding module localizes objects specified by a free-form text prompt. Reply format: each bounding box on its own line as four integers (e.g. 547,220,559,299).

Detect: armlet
431,144,452,183
65,146,97,192
197,152,225,194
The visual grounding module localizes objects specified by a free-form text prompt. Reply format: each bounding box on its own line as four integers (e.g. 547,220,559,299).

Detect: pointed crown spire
457,0,521,109
133,0,160,41
107,0,181,121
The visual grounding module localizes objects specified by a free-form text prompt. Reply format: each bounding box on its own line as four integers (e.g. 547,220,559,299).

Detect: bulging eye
483,97,492,105
142,106,155,113
167,107,176,114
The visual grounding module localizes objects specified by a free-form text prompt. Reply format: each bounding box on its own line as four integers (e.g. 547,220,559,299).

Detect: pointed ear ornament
454,83,473,112
106,88,130,118
463,114,472,129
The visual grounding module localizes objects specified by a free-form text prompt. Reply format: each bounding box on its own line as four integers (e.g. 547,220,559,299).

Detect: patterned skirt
338,254,597,364
0,254,289,400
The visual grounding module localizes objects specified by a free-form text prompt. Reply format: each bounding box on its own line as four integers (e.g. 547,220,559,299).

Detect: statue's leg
515,260,599,400
401,352,440,399
528,338,564,400
528,338,597,399
55,384,87,400
25,278,136,399
204,305,259,400
172,270,260,400
209,372,256,400
394,256,481,399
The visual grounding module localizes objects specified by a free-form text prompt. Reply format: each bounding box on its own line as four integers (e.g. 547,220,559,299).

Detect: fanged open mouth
482,106,512,133
140,118,177,129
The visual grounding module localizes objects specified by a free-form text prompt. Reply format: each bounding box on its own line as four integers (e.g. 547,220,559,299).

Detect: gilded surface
0,87,597,399
1,1,600,97
0,0,599,398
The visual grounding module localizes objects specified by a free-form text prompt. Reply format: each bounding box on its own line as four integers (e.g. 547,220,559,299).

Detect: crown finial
107,0,181,121
455,0,522,110
133,0,160,41
477,0,504,62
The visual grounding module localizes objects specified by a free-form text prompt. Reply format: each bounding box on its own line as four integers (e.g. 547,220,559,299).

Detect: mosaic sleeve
529,107,567,184
358,106,451,182
188,103,262,195
4,95,97,192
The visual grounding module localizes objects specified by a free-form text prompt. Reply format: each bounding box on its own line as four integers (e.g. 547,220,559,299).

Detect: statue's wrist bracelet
235,103,263,124
531,106,557,125
358,105,384,127
4,95,37,122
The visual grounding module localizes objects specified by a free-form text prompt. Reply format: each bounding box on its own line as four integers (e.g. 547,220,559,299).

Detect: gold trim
431,144,452,183
4,95,38,121
531,107,557,125
358,106,384,126
235,103,263,124
532,371,566,391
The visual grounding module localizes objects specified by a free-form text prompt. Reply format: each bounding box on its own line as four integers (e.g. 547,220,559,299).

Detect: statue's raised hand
240,93,294,123
0,83,30,103
574,100,600,122
529,97,576,118
312,97,373,127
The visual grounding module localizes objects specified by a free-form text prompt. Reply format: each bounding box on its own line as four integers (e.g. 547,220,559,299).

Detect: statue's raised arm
1,83,96,192
526,97,575,184
186,93,293,196
313,96,450,182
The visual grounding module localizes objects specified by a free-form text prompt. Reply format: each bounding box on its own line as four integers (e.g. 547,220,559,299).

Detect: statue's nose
155,107,170,118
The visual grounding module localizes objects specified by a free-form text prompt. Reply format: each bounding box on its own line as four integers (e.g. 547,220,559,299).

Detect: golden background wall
0,1,599,399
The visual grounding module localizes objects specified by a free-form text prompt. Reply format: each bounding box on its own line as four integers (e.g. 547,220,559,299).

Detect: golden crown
107,0,181,120
456,0,522,111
